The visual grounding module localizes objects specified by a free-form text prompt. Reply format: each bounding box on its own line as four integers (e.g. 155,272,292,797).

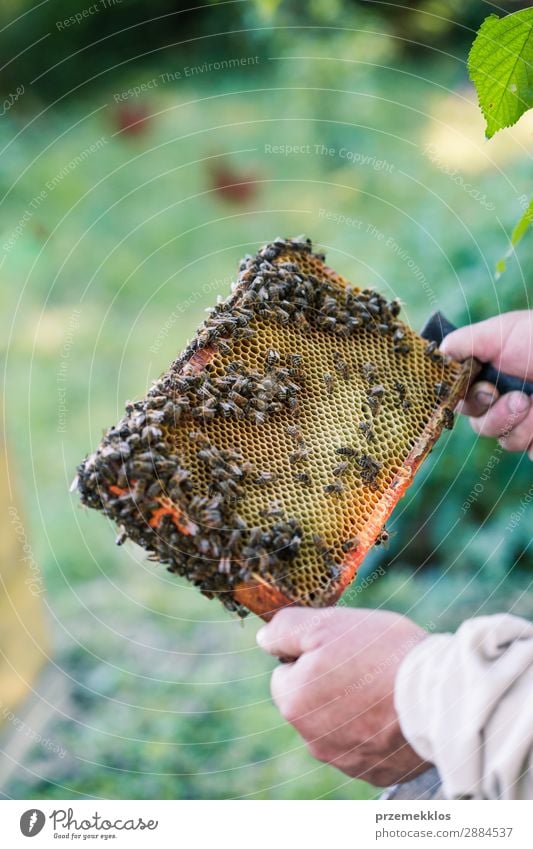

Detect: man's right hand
440,310,533,458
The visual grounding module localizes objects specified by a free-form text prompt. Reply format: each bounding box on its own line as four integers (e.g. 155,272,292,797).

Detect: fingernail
256,626,267,647
474,389,495,407
507,392,530,415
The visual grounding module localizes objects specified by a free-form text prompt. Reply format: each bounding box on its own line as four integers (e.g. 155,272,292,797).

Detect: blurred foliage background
0,0,532,800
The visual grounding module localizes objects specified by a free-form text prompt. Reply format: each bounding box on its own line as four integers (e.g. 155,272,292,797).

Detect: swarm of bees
76,236,468,617
172,357,303,425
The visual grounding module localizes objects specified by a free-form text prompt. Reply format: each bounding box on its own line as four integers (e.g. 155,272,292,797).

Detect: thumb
256,607,334,658
440,311,533,381
440,319,501,364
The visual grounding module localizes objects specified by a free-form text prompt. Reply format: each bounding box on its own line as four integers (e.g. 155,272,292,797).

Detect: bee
263,245,279,261
335,322,351,339
434,381,450,399
326,562,342,581
284,380,300,397
218,557,232,575
232,374,253,394
341,536,360,553
197,537,212,556
115,526,127,546
323,372,334,394
425,340,444,363
227,360,245,373
393,380,412,410
213,478,242,498
227,529,243,552
259,501,284,519
361,362,377,383
234,326,256,340
358,421,375,442
234,304,254,319
442,407,455,429
147,480,165,499
357,453,382,484
274,307,291,324
267,349,281,366
220,401,244,419
197,381,219,399
333,352,350,379
196,329,214,349
313,534,335,557
203,500,225,529
294,313,311,332
288,354,302,368
368,384,385,412
335,446,356,457
289,448,309,464
100,445,121,461
293,472,312,485
345,315,362,333
146,395,166,409
319,315,337,331
217,340,232,355
241,290,259,307
127,432,141,447
197,447,216,465
374,527,395,548
272,520,302,560
286,424,302,441
255,471,277,485
332,461,349,477
143,424,164,441
322,295,338,313
393,340,412,354
394,381,406,401
235,313,251,328
228,390,248,408
324,480,344,494
247,527,263,547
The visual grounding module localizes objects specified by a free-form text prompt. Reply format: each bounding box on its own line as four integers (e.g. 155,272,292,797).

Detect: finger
440,319,505,364
270,662,299,716
470,392,530,439
256,607,334,659
498,405,533,452
440,312,533,380
457,381,499,418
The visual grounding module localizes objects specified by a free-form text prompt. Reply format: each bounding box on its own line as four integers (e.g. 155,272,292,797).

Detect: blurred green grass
1,33,532,799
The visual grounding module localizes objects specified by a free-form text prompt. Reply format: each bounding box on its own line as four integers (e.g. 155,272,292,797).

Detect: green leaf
468,10,533,139
495,197,533,279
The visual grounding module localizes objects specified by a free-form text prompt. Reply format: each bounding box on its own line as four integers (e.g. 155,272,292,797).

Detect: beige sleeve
394,614,533,800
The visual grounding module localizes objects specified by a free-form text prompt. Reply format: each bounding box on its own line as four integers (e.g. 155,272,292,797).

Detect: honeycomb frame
77,237,473,620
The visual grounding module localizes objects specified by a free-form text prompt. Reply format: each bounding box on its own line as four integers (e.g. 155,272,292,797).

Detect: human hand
440,310,533,458
256,607,431,786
